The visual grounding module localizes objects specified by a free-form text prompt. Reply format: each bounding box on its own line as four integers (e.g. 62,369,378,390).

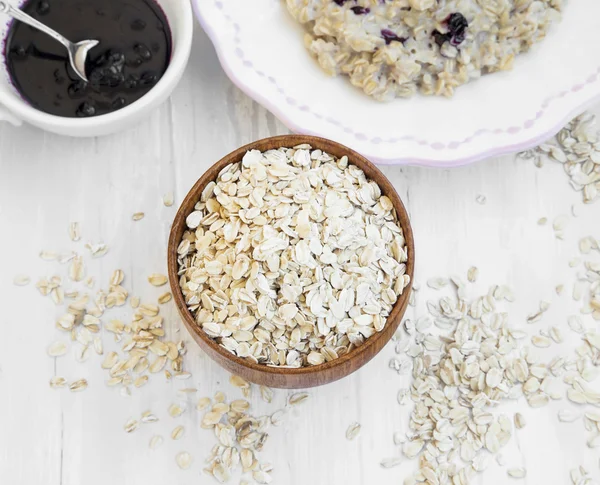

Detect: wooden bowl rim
168,134,415,378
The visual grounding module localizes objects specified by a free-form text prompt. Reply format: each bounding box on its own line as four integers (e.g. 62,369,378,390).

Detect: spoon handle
0,1,71,50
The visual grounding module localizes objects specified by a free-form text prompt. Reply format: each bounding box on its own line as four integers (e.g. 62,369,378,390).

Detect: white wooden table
1,25,600,485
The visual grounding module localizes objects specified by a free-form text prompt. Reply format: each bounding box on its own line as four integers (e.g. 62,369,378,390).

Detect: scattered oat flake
549,326,563,343
427,277,447,290
507,468,527,479
231,399,250,413
393,431,405,445
101,351,118,369
69,222,81,241
197,397,211,411
179,388,197,394
169,403,185,418
132,212,145,221
288,392,309,406
587,435,600,448
571,204,580,217
271,409,285,426
259,385,273,403
76,345,91,362
568,315,585,333
140,303,159,316
380,456,403,468
585,411,600,422
68,255,85,282
573,281,585,301
531,335,551,348
514,413,526,429
51,287,64,305
49,376,67,388
148,273,168,286
171,425,185,440
158,292,172,304
176,451,192,470
149,435,163,450
252,470,272,484
579,236,598,254
39,250,58,261
69,379,88,392
57,251,76,264
47,341,68,357
163,193,174,207
141,411,159,424
537,217,548,225
230,375,250,389
346,422,361,440
149,356,167,373
92,337,103,355
124,418,139,433
467,267,478,283
85,242,108,257
553,214,569,232
134,376,149,388
201,410,222,430
110,269,124,286
13,274,30,286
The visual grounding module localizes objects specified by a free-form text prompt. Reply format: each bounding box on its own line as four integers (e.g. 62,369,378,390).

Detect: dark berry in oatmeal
381,29,407,45
445,13,468,46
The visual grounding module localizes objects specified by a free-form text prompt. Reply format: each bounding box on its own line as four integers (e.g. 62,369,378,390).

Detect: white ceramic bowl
0,0,193,136
195,0,600,167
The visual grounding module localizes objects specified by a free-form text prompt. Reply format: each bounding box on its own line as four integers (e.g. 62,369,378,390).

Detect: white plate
195,0,600,167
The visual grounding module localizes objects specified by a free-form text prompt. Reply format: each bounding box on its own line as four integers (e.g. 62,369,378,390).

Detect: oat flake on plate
177,145,410,368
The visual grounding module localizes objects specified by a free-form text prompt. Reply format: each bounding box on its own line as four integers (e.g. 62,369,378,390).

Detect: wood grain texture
168,135,415,388
0,24,600,485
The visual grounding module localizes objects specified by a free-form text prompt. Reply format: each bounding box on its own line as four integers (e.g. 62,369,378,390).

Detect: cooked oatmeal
285,0,563,100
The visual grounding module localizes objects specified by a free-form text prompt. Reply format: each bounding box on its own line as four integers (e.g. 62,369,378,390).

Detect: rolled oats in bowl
285,0,563,100
176,145,410,368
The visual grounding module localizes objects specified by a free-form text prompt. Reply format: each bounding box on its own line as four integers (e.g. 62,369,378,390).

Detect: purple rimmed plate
195,0,600,166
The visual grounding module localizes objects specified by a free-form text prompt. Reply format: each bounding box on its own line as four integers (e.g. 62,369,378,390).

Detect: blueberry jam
4,0,171,118
350,6,370,14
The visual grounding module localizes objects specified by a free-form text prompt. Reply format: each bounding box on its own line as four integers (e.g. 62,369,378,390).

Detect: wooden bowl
168,135,415,389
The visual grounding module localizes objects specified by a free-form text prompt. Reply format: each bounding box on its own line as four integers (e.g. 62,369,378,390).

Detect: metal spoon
0,0,98,82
